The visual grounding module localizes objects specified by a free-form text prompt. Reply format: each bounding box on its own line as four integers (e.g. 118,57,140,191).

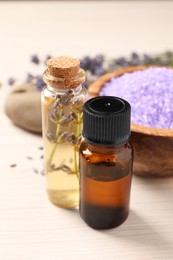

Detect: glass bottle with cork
79,96,133,229
42,56,87,208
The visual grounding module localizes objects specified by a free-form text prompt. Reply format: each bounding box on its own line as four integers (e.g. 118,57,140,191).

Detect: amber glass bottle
79,96,133,229
42,57,87,208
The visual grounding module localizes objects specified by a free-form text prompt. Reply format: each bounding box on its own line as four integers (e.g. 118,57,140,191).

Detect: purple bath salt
99,67,173,129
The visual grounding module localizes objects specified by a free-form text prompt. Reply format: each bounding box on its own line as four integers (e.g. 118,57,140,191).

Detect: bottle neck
46,84,82,95
86,140,128,154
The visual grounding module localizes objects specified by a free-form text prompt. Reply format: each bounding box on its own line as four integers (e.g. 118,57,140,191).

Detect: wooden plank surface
0,1,173,259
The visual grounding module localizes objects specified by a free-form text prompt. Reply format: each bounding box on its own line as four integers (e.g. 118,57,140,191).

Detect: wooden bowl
88,66,173,177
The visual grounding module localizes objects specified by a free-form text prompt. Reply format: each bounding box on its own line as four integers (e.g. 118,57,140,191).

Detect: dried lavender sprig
46,90,76,169
46,91,83,177
46,115,82,177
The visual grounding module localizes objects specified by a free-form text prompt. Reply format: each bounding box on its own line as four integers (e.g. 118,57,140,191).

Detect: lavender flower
35,76,46,91
26,73,34,83
30,54,40,65
8,78,16,86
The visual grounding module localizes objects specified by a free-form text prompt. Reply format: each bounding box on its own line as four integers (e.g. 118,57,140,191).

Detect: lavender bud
61,165,74,175
59,114,74,126
68,133,77,145
58,132,68,143
30,54,40,65
26,73,34,83
70,112,78,120
46,131,55,143
53,107,61,121
53,98,61,109
60,99,69,106
72,96,84,105
77,135,82,144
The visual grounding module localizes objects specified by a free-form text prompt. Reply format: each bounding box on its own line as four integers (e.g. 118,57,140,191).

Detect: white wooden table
0,1,173,259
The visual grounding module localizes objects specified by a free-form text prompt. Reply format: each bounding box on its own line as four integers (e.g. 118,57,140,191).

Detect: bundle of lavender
6,51,173,90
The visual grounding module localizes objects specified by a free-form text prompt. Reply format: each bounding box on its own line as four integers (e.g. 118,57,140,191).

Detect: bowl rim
88,66,173,137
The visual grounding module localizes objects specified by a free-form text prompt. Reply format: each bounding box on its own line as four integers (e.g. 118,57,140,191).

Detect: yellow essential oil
42,57,87,208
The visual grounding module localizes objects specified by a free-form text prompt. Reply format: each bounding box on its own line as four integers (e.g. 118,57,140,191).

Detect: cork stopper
47,56,80,78
43,56,85,89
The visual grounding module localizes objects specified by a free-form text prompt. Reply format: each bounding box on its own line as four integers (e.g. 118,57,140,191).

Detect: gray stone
4,83,42,133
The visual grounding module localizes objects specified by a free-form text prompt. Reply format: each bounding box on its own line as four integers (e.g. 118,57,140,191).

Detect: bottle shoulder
42,84,87,104
79,140,133,169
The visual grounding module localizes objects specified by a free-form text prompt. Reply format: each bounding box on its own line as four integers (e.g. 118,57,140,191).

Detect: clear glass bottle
42,57,87,208
79,96,133,229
